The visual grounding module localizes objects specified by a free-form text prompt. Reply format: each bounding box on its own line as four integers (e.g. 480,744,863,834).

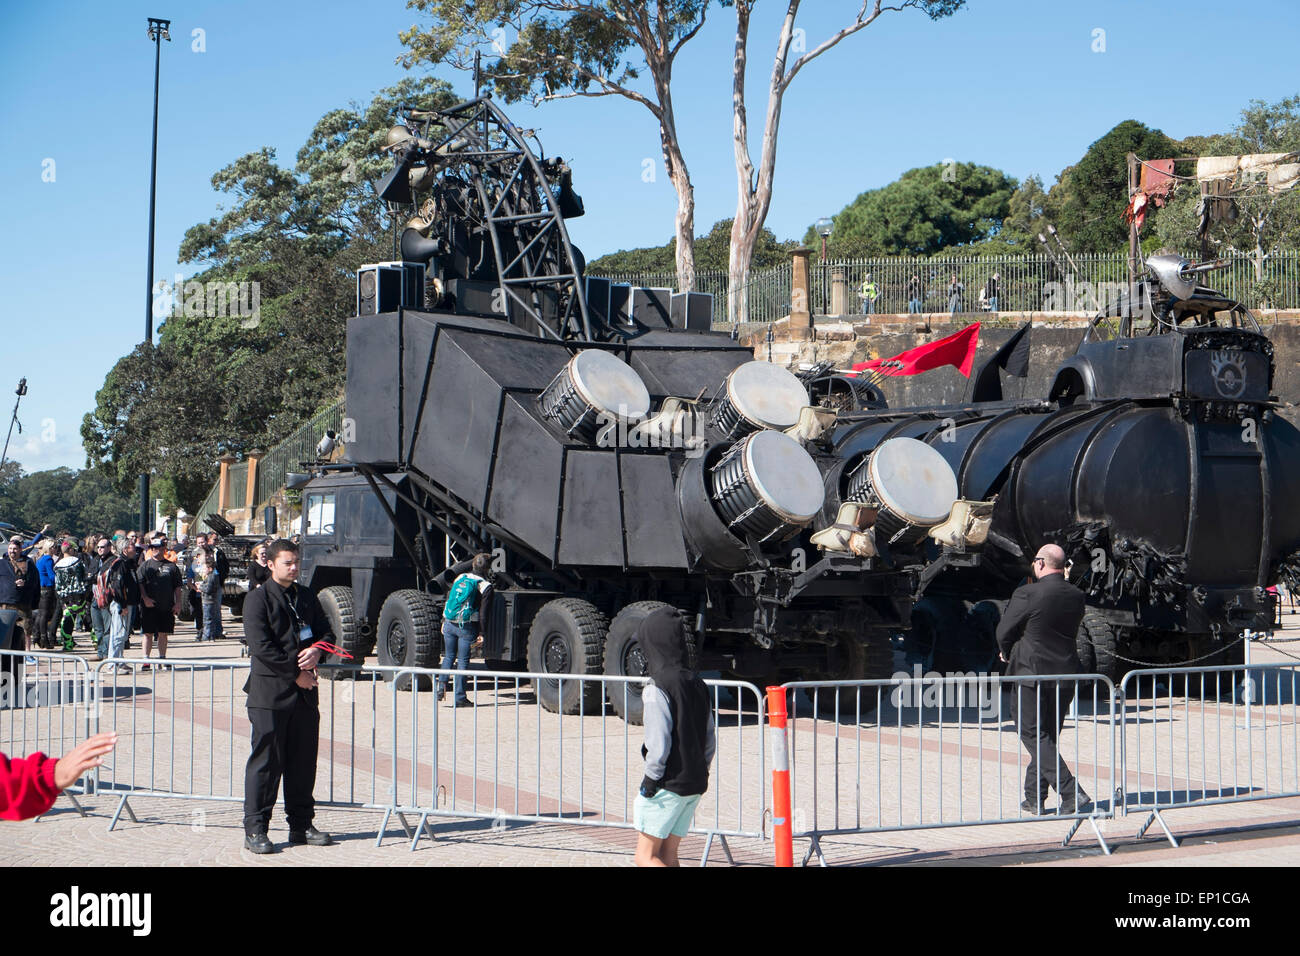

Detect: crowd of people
0,526,278,669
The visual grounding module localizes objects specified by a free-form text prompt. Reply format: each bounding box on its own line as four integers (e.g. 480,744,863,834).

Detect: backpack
443,573,483,625
95,558,120,609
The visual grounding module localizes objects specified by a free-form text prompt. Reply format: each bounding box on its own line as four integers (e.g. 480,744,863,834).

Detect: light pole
0,378,28,473
815,218,833,315
142,17,170,533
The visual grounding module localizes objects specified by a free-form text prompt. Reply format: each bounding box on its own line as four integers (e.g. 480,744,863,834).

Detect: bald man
995,544,1091,815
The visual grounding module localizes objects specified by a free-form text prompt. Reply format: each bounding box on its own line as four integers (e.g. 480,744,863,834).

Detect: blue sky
1,0,1297,473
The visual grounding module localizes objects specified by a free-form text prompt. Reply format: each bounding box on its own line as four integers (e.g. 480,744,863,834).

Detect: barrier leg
766,687,793,868
1136,809,1179,848
699,833,736,867
63,792,87,819
375,807,393,847
801,834,827,867
410,811,436,852
1062,816,1111,855
108,794,137,831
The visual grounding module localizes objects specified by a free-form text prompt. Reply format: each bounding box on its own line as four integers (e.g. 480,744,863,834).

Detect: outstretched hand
54,732,117,790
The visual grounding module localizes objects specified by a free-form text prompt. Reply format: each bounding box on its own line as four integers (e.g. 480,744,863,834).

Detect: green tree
588,218,793,274
84,77,455,514
1048,119,1178,254
805,163,1017,257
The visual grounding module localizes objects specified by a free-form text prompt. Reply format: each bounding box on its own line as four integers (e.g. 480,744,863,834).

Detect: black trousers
243,697,319,833
188,591,203,634
1015,680,1078,802
34,587,56,647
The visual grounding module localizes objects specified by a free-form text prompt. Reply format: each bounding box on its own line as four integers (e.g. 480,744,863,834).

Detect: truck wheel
376,590,442,691
526,598,607,715
1077,611,1121,683
318,586,372,678
603,601,694,725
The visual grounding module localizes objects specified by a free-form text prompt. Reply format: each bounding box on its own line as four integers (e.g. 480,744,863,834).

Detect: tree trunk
653,67,696,293
663,134,696,293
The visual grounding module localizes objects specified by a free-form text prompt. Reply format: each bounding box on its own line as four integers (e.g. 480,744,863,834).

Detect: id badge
298,625,314,644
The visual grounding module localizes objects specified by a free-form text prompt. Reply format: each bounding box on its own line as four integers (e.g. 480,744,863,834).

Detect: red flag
851,322,981,378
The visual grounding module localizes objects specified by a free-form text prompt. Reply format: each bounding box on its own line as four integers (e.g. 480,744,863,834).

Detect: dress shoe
1061,788,1093,814
288,826,333,846
244,831,277,854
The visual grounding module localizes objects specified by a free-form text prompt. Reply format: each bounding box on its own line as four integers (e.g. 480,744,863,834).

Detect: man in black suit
996,543,1092,815
241,538,333,853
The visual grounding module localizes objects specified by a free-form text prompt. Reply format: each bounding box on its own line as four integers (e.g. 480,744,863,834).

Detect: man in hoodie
633,606,715,867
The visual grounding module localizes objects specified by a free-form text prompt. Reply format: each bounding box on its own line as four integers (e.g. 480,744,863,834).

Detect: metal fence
74,659,764,863
1118,663,1300,847
253,402,344,508
381,669,765,860
593,250,1300,325
778,674,1117,864
190,401,344,526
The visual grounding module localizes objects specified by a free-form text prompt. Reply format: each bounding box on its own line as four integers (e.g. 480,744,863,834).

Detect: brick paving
4,609,1300,866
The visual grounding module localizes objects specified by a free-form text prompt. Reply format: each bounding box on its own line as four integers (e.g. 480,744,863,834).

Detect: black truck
296,96,989,716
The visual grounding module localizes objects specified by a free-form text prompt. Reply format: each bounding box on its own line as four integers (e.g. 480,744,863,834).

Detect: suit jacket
242,578,333,711
995,573,1085,676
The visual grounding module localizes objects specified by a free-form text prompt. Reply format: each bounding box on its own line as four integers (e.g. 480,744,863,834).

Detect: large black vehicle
837,255,1300,678
297,96,989,714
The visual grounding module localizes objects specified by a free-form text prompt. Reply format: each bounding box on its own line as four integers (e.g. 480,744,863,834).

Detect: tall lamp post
142,17,170,533
0,378,28,473
814,218,833,316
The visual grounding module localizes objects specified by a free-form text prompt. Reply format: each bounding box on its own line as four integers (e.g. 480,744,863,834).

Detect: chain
1079,631,1248,669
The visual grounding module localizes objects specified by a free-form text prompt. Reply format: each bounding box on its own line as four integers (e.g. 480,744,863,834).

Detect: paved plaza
4,610,1300,867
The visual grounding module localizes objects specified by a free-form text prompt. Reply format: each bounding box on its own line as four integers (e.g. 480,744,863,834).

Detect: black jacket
0,556,40,609
995,573,1085,676
242,578,333,711
639,607,711,796
106,556,140,607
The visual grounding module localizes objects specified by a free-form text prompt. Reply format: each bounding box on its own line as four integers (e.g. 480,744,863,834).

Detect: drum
844,437,958,549
709,361,809,441
708,430,825,543
538,349,651,443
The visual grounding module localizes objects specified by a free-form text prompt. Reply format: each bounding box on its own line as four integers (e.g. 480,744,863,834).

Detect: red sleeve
0,751,60,821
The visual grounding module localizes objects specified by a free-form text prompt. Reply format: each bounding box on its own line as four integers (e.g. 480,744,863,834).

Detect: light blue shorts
634,788,702,839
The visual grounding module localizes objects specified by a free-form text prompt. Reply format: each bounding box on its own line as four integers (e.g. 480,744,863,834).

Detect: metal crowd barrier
381,668,766,865
777,673,1118,864
92,659,408,831
82,658,764,865
0,648,95,815
1118,663,1300,847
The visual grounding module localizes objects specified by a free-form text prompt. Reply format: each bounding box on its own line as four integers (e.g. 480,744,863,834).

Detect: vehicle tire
1077,610,1121,683
526,598,608,715
318,586,373,679
602,600,693,725
376,589,442,691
